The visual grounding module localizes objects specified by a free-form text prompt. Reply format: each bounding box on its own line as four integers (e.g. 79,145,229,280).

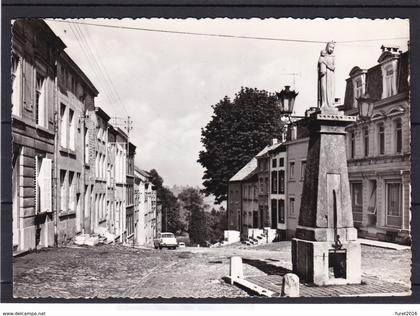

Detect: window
289,197,295,216
383,64,397,98
279,158,284,167
95,152,99,177
60,170,66,212
351,183,363,224
271,199,278,229
368,180,377,214
11,53,22,116
395,119,402,153
69,109,75,151
352,74,366,108
69,171,75,212
363,127,369,157
301,161,306,180
272,159,277,168
386,182,402,227
35,72,46,127
278,199,285,224
289,162,295,180
34,156,52,214
279,170,285,194
350,131,355,159
271,171,278,194
378,123,385,155
60,104,67,148
97,125,102,141
84,127,89,164
259,178,264,194
265,177,269,193
355,78,363,99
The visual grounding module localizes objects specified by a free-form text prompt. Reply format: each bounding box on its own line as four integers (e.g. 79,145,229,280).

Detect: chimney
272,138,278,146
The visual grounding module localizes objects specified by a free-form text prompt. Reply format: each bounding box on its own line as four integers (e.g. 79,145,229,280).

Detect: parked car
154,232,178,250
178,242,186,248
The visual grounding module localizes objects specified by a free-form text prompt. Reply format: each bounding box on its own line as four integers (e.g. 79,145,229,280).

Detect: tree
198,87,285,203
178,187,211,245
149,169,184,234
209,206,227,243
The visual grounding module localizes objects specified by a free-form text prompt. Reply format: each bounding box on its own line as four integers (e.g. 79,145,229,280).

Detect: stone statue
318,41,336,108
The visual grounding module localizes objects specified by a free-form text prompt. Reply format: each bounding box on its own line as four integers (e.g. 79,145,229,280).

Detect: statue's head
326,41,335,54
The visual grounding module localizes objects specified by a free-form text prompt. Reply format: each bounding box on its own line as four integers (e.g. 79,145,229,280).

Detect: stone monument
318,41,336,108
291,41,361,286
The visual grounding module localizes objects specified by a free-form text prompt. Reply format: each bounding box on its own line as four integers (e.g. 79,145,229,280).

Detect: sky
45,18,409,188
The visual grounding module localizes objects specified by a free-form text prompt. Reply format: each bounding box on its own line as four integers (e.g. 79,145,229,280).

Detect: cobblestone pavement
13,241,411,298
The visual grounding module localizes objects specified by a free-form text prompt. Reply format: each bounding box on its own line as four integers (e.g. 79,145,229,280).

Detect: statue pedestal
291,107,361,286
292,238,361,286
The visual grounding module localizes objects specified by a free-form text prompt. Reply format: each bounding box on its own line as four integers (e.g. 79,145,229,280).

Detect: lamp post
275,85,299,141
276,85,298,116
356,94,375,121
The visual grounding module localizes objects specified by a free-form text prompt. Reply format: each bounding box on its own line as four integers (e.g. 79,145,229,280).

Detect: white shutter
40,158,52,213
35,156,39,213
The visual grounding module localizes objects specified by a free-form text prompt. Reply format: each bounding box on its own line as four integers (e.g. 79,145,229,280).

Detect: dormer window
378,47,399,99
349,67,366,108
383,63,397,98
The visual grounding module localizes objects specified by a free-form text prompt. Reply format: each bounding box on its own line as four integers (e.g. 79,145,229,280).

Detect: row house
228,140,284,241
11,19,142,252
228,158,257,232
268,143,287,239
11,19,66,252
56,51,98,243
90,107,110,235
134,168,159,246
341,45,410,244
126,142,136,242
107,127,128,241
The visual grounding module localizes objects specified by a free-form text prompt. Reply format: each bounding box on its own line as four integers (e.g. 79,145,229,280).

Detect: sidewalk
245,274,411,297
357,238,410,251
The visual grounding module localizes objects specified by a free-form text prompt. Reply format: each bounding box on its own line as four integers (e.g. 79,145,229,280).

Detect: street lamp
356,94,375,121
275,85,299,116
275,85,299,142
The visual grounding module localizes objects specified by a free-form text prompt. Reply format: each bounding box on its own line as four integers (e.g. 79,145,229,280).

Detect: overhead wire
48,19,409,45
76,23,129,117
67,22,115,109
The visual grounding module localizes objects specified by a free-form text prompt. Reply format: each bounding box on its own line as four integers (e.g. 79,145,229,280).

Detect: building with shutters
113,127,128,241
126,142,136,243
89,107,110,236
341,45,410,244
134,167,159,246
11,20,66,252
267,144,287,239
284,134,308,239
56,51,98,244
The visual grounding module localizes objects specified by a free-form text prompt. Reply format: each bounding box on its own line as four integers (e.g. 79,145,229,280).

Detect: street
13,242,411,298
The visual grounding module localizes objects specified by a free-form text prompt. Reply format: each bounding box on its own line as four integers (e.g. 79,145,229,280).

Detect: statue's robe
318,52,335,107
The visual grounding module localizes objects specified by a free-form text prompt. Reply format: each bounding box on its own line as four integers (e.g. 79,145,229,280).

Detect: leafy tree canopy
198,87,285,203
149,169,185,234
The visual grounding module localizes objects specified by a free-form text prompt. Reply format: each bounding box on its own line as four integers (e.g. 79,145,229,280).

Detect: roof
95,107,110,122
343,48,409,110
256,141,284,158
134,166,150,178
60,51,99,96
229,157,258,182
